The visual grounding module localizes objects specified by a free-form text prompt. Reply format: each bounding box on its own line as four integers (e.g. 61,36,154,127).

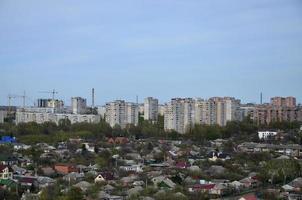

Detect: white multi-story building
126,102,139,126
71,97,87,114
258,131,278,140
105,100,126,128
144,97,158,122
16,108,100,125
210,97,241,126
0,111,8,123
158,104,165,116
105,100,138,128
164,98,194,134
97,105,106,119
164,97,242,133
195,98,216,125
138,104,144,114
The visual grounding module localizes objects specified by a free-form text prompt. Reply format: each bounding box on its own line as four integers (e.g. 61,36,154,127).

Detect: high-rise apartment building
71,97,87,114
210,97,241,126
144,97,158,122
253,105,302,125
126,102,139,126
105,100,138,128
194,98,216,125
164,97,241,133
271,97,296,108
164,98,194,134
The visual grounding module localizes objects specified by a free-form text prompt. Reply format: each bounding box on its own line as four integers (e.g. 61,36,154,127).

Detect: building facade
164,98,194,134
16,109,100,125
210,97,241,126
37,99,64,109
252,105,302,125
194,98,216,125
0,111,8,123
144,97,159,122
164,97,242,133
105,100,138,128
251,96,301,125
271,97,296,108
71,97,87,114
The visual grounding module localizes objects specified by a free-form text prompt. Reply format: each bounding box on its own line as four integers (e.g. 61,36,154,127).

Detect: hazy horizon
1,0,302,106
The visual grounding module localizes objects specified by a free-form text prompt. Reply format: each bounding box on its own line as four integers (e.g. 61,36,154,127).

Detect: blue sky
1,0,302,106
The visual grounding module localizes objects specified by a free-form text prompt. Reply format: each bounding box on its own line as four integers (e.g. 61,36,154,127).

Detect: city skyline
1,0,302,105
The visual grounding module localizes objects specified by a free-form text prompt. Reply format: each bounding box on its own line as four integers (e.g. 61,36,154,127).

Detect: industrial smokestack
92,88,95,108
260,92,263,105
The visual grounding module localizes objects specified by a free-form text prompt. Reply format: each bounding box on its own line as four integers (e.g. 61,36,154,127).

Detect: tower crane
7,91,27,116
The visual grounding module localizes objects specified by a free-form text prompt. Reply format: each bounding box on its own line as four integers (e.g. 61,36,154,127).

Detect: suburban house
54,164,78,175
208,151,231,162
0,165,13,180
0,154,18,166
119,165,143,173
108,137,129,145
152,176,176,189
238,142,302,156
258,131,277,140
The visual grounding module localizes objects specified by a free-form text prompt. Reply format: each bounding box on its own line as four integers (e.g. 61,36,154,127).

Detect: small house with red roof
108,137,129,145
54,164,78,175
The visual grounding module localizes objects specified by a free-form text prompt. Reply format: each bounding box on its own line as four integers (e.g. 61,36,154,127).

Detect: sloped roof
0,179,16,187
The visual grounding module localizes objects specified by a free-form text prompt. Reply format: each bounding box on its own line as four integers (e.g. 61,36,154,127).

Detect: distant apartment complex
105,100,138,128
164,97,241,134
4,94,302,133
144,97,159,122
16,97,99,125
270,96,296,108
241,97,302,125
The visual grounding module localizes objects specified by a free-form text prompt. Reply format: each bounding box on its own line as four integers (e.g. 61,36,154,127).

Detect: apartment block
271,96,296,108
194,98,216,125
144,97,159,122
16,109,100,125
252,105,302,125
105,100,138,128
71,97,87,114
164,98,194,134
210,97,241,126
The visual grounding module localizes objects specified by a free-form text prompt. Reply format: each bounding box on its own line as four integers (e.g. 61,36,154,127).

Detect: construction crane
8,91,26,108
7,91,27,118
38,89,58,113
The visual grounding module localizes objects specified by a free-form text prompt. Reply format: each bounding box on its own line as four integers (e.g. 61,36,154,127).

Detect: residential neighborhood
1,0,302,199
0,117,302,199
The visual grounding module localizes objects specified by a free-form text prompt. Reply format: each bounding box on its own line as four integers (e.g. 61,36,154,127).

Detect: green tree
260,159,301,184
40,185,60,200
58,118,71,131
61,187,84,200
